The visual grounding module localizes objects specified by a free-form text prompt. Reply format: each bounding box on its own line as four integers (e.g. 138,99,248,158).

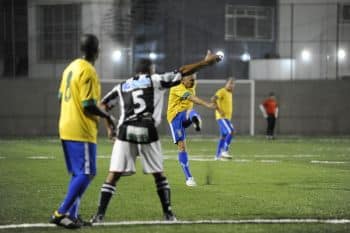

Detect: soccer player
90,51,222,223
167,54,222,186
259,92,279,139
50,34,116,229
212,78,235,160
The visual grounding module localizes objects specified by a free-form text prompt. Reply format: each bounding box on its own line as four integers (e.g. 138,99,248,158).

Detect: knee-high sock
58,174,90,215
216,137,226,157
155,176,172,214
96,182,116,216
178,151,192,179
68,198,80,219
224,134,233,152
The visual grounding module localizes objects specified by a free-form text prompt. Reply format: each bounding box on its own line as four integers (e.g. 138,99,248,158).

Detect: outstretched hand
204,50,222,65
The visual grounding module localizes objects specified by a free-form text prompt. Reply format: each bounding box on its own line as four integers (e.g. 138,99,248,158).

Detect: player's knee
153,172,166,182
177,142,186,152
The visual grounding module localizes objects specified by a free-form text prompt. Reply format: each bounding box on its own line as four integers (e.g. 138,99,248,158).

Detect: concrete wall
277,0,350,79
1,79,349,137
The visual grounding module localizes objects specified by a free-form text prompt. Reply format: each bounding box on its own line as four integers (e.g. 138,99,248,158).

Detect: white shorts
109,139,163,175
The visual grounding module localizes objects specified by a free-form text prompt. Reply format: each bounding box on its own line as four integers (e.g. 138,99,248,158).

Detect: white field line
311,160,347,164
4,155,348,165
1,219,350,229
27,156,55,160
260,160,279,163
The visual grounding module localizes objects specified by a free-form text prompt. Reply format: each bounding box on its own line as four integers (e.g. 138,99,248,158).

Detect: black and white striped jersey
101,71,182,128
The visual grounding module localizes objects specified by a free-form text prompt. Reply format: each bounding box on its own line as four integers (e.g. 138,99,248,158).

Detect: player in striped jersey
90,51,222,223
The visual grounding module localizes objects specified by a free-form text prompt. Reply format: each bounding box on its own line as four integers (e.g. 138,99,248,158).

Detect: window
340,4,350,23
225,5,274,41
37,4,81,61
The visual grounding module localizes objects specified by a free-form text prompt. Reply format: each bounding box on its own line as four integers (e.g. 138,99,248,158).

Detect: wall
1,79,349,138
277,0,350,79
27,0,132,80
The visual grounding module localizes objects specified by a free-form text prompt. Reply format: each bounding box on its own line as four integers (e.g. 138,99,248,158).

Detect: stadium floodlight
216,51,225,60
149,52,157,60
241,52,251,62
112,50,122,62
301,49,311,62
338,49,346,61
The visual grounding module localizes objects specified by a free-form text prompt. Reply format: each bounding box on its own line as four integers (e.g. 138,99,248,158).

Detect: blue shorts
61,140,97,176
169,110,200,144
217,119,235,137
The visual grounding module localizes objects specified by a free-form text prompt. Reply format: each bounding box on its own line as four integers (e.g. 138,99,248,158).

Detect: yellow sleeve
215,88,224,100
80,68,98,107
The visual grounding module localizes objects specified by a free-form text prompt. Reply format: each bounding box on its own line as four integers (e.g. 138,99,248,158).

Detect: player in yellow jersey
50,34,115,229
167,56,223,186
212,78,235,160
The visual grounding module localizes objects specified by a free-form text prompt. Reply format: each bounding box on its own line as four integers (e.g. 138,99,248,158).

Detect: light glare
301,49,311,62
149,52,157,60
241,52,251,62
338,49,346,60
112,50,122,62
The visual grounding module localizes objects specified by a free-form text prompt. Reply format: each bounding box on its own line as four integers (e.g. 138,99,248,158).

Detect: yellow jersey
167,83,195,123
58,58,101,143
214,87,233,120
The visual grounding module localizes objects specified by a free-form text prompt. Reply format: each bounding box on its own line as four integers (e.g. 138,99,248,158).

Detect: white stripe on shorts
84,143,90,174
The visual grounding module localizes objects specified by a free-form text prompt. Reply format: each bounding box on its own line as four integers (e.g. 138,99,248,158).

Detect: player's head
269,92,275,97
135,58,155,75
80,34,99,62
181,73,197,88
225,77,235,92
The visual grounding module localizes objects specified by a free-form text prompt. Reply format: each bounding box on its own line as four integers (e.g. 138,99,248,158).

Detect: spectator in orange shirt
259,92,279,139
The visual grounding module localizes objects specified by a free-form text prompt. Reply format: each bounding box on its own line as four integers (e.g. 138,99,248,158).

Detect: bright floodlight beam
149,52,157,60
241,52,251,62
112,50,122,62
338,49,346,61
301,49,311,62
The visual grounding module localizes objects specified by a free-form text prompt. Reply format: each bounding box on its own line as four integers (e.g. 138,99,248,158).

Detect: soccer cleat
192,116,202,131
164,211,177,221
220,151,232,159
50,211,81,229
75,215,92,227
90,214,104,224
185,177,197,187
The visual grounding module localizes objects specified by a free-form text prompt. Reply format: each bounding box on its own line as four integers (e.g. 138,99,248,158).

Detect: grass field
0,136,350,233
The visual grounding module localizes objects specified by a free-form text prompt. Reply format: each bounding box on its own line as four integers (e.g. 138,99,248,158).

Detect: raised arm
188,95,216,110
179,50,222,77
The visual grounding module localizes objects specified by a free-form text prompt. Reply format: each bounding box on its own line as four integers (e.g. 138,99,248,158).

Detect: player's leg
51,141,96,229
153,172,176,221
91,139,137,223
187,109,202,131
222,119,235,156
270,116,276,139
139,140,176,221
177,141,192,180
169,113,196,186
267,115,274,139
90,171,121,223
216,119,227,159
